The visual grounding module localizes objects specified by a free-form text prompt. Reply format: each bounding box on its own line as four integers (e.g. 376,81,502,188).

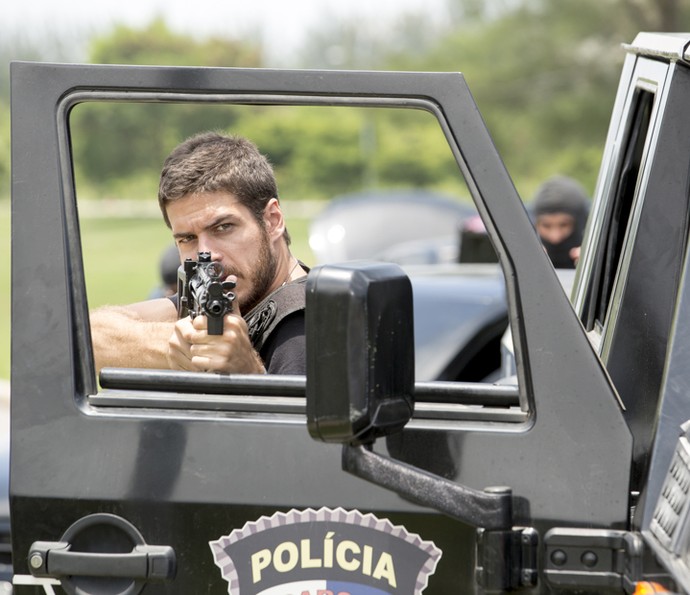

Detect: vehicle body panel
573,49,690,494
9,56,640,594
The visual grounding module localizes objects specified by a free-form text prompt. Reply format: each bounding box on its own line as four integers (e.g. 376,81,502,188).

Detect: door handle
29,542,175,579
27,513,176,595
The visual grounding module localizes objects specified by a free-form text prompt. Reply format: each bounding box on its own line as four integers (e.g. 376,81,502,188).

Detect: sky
3,0,450,64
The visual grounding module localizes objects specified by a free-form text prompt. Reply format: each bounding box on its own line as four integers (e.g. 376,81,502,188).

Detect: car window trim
95,368,522,422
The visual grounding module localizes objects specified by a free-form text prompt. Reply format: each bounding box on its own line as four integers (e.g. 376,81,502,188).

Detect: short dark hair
158,132,290,244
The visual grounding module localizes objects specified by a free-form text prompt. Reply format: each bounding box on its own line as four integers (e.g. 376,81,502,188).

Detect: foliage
70,20,261,198
3,0,690,381
8,2,690,205
296,11,441,69
228,106,466,200
0,107,8,200
1,28,90,200
384,0,619,195
388,0,690,196
71,19,469,203
71,102,246,197
88,18,262,67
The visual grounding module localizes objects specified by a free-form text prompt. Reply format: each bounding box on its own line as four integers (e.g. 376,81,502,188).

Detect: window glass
583,88,654,333
72,102,474,301
71,100,515,412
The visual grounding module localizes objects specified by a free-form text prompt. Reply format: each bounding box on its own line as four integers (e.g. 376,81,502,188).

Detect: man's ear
263,198,286,242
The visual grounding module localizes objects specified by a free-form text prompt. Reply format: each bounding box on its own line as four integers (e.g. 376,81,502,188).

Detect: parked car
308,188,477,264
309,189,507,381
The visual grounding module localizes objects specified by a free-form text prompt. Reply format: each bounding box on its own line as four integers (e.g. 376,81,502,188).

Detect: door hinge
544,528,643,593
476,526,539,593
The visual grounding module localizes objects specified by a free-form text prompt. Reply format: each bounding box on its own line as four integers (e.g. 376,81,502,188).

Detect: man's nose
196,237,222,262
543,228,568,244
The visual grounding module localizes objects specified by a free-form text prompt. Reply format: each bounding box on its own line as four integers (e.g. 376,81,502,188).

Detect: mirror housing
306,261,414,445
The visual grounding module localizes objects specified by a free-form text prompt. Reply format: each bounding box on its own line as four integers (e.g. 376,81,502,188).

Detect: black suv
9,32,690,594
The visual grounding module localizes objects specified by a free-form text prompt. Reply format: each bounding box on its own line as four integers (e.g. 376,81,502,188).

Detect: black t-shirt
258,311,305,375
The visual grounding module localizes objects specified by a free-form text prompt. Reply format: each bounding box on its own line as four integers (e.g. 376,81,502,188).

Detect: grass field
0,199,314,381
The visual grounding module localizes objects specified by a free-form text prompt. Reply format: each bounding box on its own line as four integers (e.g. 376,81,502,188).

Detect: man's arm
90,298,178,374
92,297,265,375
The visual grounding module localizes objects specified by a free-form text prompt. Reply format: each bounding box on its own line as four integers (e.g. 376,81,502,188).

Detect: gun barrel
204,282,228,316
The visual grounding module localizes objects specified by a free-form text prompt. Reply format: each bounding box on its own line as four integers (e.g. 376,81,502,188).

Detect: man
91,132,308,375
148,244,180,298
531,175,590,269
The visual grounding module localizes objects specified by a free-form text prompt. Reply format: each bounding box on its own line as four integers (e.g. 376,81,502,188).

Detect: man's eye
215,223,233,233
177,236,195,245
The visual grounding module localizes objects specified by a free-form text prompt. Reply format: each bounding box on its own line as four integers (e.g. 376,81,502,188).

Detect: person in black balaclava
531,175,591,269
148,244,180,299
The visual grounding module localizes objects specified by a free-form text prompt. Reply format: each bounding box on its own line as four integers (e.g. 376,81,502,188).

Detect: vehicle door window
575,58,690,488
581,88,654,336
69,99,519,422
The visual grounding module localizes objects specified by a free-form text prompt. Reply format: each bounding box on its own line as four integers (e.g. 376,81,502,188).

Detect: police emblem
210,507,442,594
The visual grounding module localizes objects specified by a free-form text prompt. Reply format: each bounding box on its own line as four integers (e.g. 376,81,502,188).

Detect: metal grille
650,435,690,552
0,522,11,583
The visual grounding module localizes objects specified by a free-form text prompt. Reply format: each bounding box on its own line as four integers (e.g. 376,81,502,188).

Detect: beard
235,227,278,314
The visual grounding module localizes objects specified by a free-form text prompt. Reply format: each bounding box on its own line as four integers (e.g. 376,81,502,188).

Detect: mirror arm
342,444,512,530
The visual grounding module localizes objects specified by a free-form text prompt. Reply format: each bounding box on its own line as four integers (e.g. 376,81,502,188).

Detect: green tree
1,30,85,199
229,104,468,201
0,103,9,199
71,20,263,199
382,0,690,198
88,18,261,66
231,106,368,199
617,0,688,31
296,11,441,69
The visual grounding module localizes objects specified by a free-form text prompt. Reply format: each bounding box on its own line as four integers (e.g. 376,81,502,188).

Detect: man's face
535,212,576,246
167,191,278,313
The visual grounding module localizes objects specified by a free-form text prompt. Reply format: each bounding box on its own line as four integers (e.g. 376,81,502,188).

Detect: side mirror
305,261,415,445
305,262,514,542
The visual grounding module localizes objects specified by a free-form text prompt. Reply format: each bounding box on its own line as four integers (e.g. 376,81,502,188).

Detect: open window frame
11,62,631,530
11,61,628,425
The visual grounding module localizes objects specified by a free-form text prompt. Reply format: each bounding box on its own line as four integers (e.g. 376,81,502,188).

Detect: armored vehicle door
572,35,690,496
582,33,690,594
11,61,630,594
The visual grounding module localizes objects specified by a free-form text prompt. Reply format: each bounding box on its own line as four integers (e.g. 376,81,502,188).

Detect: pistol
177,252,236,335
